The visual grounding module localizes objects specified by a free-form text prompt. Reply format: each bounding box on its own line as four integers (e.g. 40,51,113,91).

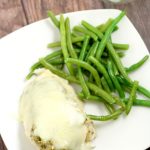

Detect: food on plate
20,69,95,150
20,10,150,149
27,10,150,120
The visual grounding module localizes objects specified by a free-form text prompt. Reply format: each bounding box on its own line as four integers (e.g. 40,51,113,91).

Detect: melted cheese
19,69,93,150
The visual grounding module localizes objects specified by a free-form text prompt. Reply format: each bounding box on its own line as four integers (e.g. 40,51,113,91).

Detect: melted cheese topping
20,69,93,150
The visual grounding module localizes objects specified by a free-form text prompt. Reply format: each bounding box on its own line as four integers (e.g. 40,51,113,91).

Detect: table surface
0,0,150,149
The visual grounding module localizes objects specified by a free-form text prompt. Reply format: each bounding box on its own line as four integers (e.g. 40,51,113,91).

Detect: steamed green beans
85,41,99,61
60,15,74,75
96,11,125,59
87,108,123,121
117,75,150,98
87,82,116,104
126,55,149,73
107,61,125,98
47,36,84,48
101,76,111,93
81,15,130,82
107,42,131,82
65,58,102,87
97,18,113,32
26,10,150,122
97,18,119,33
124,98,150,107
31,50,62,71
88,56,114,90
47,11,60,28
113,43,129,50
78,36,90,97
73,26,98,41
126,81,139,114
65,18,78,59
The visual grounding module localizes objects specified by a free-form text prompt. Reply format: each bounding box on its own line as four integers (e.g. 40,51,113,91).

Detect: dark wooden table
0,0,150,149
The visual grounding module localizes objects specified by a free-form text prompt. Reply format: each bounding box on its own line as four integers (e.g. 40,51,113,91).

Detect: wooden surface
0,0,150,149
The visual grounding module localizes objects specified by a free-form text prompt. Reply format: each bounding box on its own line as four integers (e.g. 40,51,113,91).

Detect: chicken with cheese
19,69,95,150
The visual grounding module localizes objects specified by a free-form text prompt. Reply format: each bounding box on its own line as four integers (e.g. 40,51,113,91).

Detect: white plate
0,9,150,150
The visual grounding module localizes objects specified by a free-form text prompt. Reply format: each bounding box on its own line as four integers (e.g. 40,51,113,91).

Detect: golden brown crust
85,118,96,142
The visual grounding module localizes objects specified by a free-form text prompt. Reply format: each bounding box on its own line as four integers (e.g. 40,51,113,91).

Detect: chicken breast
19,69,95,150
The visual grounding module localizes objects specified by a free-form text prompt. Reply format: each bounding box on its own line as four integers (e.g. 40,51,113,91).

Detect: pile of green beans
26,10,150,122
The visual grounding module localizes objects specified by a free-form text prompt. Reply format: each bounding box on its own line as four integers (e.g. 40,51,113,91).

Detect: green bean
73,26,98,41
82,20,103,39
78,69,90,97
78,36,90,97
124,98,150,107
107,42,131,82
27,57,64,78
97,24,119,33
87,82,116,104
60,15,74,75
97,18,113,32
26,71,34,80
71,31,80,37
72,31,84,37
47,11,60,28
88,56,114,90
47,36,84,48
79,93,116,114
109,55,119,75
97,18,119,33
78,92,103,103
112,26,119,32
47,42,62,48
126,55,149,73
117,76,150,98
39,58,79,84
137,85,150,98
26,50,63,79
113,43,129,50
96,11,125,59
34,57,64,68
81,16,130,82
102,51,125,58
126,81,139,115
31,50,62,71
87,95,103,102
48,37,128,53
87,108,123,121
87,42,99,62
65,58,102,87
81,21,127,58
70,36,85,43
65,18,78,59
107,61,125,98
79,91,115,114
40,58,67,78
85,42,98,61
47,57,64,65
79,36,90,60
101,76,111,93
